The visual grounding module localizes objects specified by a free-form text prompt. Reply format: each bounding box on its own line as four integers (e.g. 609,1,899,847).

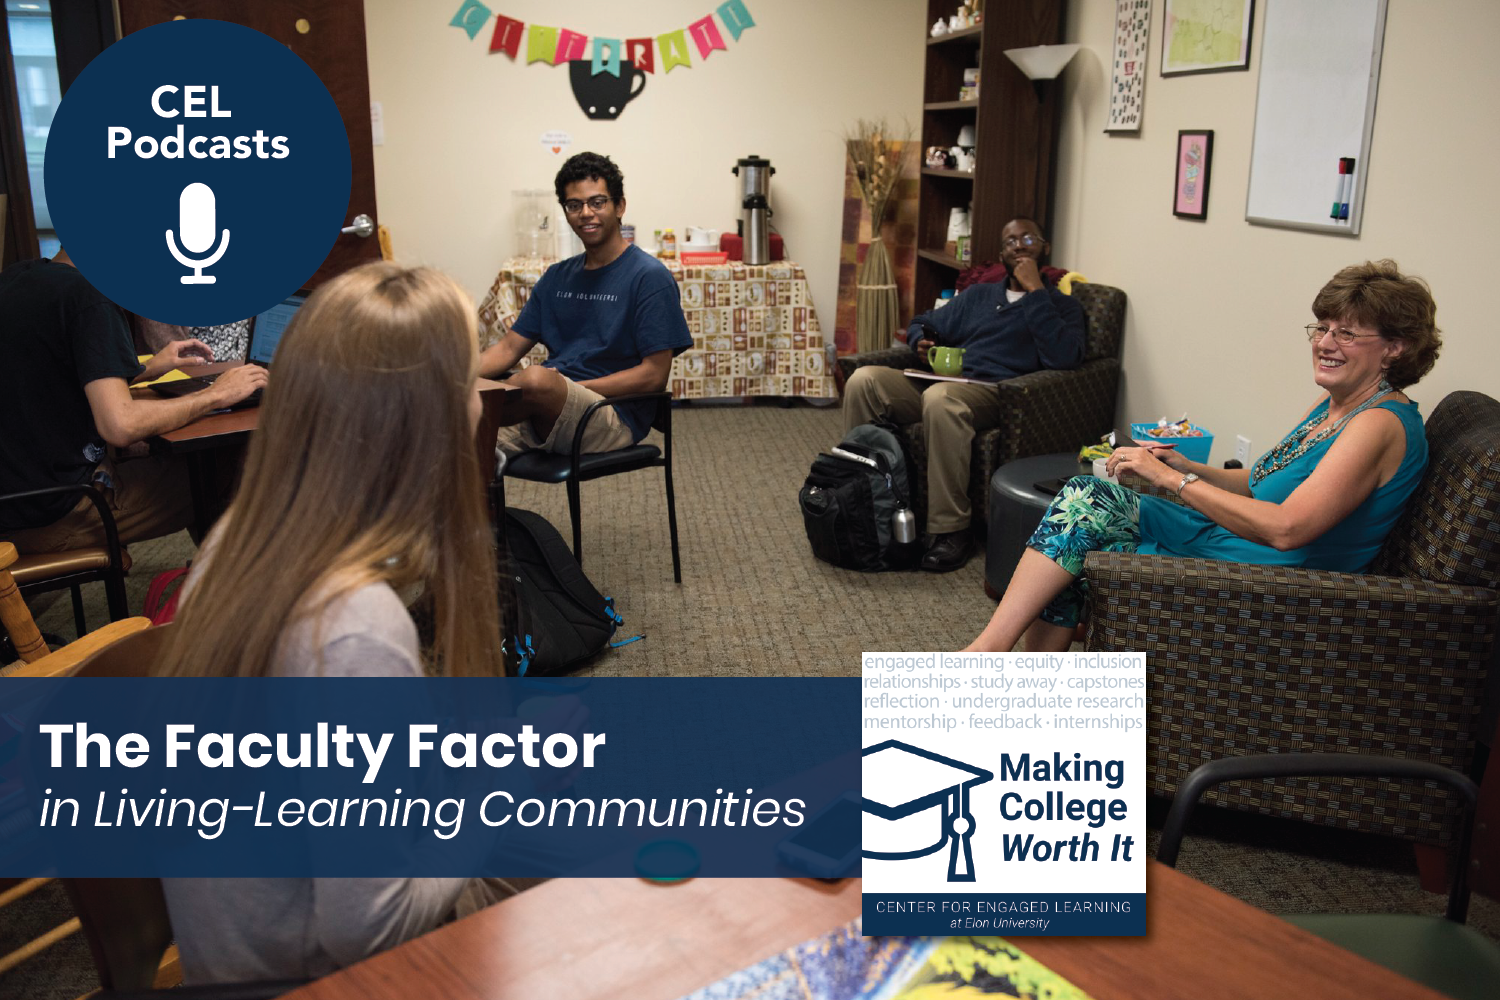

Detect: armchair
835,281,1125,528
1083,390,1500,844
1,483,129,638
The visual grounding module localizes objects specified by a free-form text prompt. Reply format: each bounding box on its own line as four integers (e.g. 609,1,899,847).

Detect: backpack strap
603,597,645,648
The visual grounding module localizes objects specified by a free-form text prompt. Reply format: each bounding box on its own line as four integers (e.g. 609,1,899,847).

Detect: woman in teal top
968,259,1443,653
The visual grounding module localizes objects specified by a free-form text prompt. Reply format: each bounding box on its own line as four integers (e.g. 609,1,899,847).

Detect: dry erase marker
1331,159,1345,219
1339,157,1355,220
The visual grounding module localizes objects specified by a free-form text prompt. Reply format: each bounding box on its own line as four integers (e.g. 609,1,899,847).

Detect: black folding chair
496,391,681,583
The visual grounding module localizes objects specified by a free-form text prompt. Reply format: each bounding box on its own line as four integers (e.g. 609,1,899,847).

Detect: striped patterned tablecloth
478,256,837,399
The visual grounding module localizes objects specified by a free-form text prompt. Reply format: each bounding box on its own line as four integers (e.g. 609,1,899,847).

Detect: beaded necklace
1250,377,1395,483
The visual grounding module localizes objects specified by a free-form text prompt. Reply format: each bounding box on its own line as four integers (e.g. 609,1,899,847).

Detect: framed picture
1173,130,1213,219
1161,0,1254,76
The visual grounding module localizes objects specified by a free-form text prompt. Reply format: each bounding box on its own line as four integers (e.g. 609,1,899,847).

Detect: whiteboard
1245,0,1388,235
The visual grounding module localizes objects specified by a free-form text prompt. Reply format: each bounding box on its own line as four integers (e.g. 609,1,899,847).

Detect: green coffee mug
929,346,965,377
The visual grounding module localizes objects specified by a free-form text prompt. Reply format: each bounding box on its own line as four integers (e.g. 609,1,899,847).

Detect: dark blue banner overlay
0,678,857,878
863,894,1146,936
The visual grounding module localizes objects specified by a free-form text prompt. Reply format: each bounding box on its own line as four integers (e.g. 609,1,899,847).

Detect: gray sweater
162,581,478,984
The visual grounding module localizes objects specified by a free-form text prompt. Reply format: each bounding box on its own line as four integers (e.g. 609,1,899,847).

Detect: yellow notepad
132,354,191,386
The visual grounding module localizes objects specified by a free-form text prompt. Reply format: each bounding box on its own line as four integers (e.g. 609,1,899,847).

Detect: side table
984,453,1092,598
476,256,837,399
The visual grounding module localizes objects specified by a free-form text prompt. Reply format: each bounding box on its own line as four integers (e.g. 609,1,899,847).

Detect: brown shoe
920,530,972,572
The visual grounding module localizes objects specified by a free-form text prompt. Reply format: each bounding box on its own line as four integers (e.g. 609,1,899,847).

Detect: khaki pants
3,452,200,555
494,375,635,462
843,366,1003,534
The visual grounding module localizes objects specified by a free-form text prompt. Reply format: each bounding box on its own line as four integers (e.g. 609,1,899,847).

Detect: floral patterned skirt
1028,475,1142,628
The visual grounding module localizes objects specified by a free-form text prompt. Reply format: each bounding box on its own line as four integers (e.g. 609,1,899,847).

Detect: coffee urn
732,155,775,265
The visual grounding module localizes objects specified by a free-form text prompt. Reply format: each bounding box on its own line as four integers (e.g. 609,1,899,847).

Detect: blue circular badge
44,19,351,327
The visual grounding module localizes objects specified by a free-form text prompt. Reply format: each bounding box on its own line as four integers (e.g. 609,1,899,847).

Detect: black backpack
799,421,919,572
498,508,638,676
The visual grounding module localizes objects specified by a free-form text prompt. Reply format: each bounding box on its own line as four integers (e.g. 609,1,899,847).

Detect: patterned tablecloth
477,256,837,399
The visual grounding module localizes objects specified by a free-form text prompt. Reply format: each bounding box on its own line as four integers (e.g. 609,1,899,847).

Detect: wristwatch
1175,472,1201,498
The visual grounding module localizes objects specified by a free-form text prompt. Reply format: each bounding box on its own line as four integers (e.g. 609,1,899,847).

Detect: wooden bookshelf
916,248,965,270
913,1,1066,311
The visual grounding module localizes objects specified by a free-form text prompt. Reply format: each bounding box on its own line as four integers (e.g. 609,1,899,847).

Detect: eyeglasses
1304,323,1383,346
562,195,614,215
1003,234,1044,250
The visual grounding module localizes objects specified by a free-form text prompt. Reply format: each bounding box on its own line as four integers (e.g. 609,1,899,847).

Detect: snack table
478,255,837,400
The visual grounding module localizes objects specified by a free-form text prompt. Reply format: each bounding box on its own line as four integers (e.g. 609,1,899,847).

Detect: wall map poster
1107,0,1151,132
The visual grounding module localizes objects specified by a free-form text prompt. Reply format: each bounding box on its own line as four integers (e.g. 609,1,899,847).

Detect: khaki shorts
3,452,198,554
494,375,635,462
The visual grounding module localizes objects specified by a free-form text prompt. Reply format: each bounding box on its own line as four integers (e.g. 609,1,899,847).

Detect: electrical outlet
1235,435,1252,465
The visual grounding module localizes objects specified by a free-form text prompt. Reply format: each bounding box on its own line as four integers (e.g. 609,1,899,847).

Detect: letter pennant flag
555,29,589,63
592,37,622,77
449,0,491,41
688,15,727,60
658,29,693,72
489,14,523,58
717,0,756,41
527,24,560,64
626,37,655,74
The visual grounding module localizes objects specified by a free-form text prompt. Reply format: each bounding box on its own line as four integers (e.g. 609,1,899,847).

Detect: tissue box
1130,423,1213,465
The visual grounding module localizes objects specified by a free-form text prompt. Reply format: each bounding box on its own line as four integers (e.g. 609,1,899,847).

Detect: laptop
151,292,307,407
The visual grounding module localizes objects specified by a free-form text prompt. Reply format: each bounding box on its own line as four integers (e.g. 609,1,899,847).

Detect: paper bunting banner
658,30,693,72
527,24,559,64
717,0,756,41
489,13,523,58
449,0,491,41
626,37,655,74
453,2,759,84
688,15,727,60
555,29,588,63
591,37,622,77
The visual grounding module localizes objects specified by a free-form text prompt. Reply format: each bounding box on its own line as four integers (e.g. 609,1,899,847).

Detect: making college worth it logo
861,651,1147,937
44,19,351,327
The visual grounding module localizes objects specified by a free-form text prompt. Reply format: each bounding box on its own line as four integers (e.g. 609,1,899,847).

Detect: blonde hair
161,263,503,677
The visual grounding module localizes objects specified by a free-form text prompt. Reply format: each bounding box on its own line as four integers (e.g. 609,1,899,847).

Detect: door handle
341,214,375,238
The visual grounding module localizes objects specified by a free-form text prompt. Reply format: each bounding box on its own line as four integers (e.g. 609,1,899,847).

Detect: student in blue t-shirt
480,152,691,461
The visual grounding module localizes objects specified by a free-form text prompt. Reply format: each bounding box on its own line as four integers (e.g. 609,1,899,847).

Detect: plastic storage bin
1130,422,1213,465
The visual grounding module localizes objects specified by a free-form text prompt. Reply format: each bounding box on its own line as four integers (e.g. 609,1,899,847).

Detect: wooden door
116,1,380,287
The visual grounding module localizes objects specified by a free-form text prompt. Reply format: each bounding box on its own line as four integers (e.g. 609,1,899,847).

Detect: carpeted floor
5,403,1495,998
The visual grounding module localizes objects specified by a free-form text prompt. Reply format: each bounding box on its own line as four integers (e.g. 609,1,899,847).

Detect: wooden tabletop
281,863,1447,1000
283,877,861,1000
1022,862,1448,1000
150,379,518,454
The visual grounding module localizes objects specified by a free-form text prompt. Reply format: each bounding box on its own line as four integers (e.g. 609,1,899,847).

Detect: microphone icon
166,182,230,284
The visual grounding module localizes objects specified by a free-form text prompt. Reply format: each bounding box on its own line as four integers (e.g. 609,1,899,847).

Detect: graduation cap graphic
862,739,993,882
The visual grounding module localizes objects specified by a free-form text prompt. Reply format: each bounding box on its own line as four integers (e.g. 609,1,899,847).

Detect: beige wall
364,0,924,324
1052,0,1500,462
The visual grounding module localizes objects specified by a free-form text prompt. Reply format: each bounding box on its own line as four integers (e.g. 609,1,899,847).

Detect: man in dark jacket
843,218,1085,571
